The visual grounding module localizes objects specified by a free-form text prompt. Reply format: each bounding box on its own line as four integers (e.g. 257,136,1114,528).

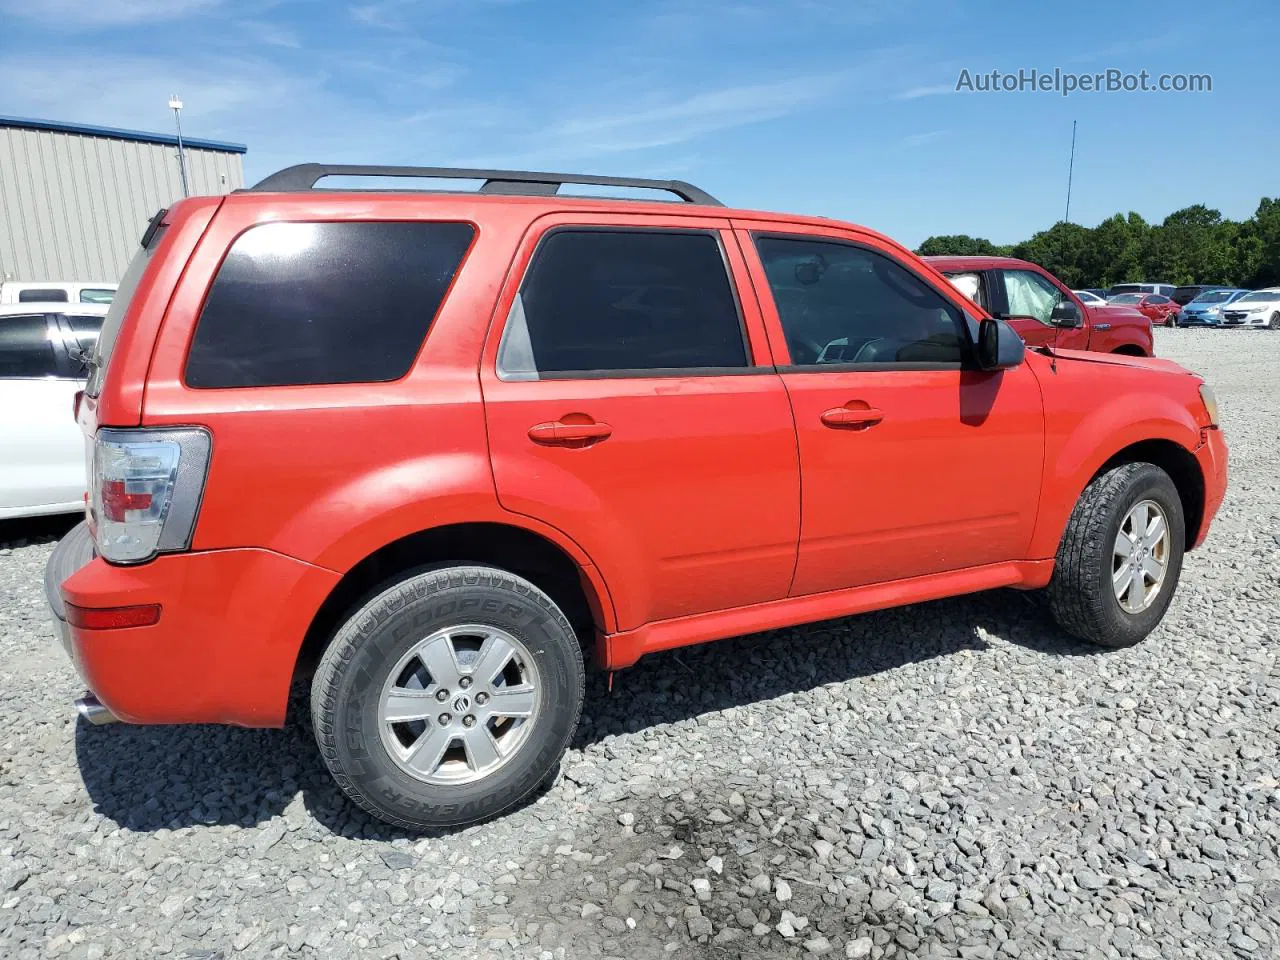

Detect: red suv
46,164,1228,830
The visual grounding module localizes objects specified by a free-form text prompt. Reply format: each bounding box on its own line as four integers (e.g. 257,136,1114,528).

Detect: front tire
1047,463,1185,648
311,565,584,831
1269,312,1280,331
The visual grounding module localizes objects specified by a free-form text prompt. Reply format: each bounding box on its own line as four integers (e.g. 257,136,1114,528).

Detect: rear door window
498,229,748,379
78,288,115,304
185,221,475,389
0,314,60,378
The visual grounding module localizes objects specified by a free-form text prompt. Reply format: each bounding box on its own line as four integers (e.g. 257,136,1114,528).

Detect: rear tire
1047,463,1185,648
311,565,584,831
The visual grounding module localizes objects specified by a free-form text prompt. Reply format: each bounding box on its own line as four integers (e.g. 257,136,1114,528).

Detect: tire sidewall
1094,467,1185,643
315,567,582,829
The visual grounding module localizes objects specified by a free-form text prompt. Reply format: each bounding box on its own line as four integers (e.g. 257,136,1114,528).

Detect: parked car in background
1108,292,1180,326
0,281,117,305
1171,284,1227,306
1178,289,1251,327
1074,290,1109,306
1109,283,1176,299
0,302,107,519
1221,288,1280,329
1079,288,1109,301
926,255,1154,355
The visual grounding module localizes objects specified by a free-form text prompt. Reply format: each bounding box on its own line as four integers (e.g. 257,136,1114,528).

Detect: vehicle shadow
0,513,79,548
74,588,1100,839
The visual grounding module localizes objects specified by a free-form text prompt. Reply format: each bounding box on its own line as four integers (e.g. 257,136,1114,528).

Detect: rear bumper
45,523,340,727
1193,428,1228,549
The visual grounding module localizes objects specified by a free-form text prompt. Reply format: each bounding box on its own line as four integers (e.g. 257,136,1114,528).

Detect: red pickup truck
925,255,1154,356
45,165,1224,830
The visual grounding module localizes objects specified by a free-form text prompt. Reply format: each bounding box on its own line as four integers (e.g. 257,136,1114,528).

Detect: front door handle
528,419,613,445
820,406,884,430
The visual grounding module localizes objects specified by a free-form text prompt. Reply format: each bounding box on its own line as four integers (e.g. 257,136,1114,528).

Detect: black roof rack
248,163,722,206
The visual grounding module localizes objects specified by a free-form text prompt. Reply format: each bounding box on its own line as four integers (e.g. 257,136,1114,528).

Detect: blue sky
2,0,1276,247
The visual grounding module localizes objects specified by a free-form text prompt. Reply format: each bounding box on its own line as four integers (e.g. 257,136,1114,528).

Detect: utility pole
1064,119,1077,223
169,95,190,197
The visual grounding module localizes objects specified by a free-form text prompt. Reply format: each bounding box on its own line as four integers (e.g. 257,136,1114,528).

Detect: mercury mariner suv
44,164,1228,830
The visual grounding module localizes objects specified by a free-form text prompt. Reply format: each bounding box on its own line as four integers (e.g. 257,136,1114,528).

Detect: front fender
1028,381,1202,559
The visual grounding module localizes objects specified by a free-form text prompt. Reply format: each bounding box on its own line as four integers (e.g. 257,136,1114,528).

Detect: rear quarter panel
139,195,605,588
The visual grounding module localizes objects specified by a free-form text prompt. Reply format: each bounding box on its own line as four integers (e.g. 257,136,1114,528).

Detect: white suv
1220,289,1280,329
0,302,108,518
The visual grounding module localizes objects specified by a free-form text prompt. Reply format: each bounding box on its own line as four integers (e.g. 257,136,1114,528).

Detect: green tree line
916,198,1280,290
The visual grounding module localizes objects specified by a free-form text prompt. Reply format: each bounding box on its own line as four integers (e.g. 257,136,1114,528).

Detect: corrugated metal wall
0,126,243,282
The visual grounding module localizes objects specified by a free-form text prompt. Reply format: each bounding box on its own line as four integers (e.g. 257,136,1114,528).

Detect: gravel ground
1,328,1277,960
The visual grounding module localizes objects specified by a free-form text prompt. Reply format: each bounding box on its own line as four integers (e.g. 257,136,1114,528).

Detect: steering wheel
786,332,824,365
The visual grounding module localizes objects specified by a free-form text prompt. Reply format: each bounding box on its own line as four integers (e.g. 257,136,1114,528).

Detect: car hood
1048,348,1190,375
1090,304,1148,321
1227,300,1279,311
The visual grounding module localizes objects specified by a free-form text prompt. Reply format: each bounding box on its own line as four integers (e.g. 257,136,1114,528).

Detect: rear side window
18,288,67,302
0,315,58,378
79,288,115,304
498,229,747,379
185,221,475,389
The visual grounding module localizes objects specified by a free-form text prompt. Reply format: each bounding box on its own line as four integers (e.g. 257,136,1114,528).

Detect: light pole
169,95,190,197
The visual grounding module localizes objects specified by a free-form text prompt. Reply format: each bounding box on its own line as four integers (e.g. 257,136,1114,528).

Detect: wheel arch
1111,344,1147,357
1030,392,1207,560
1093,439,1205,549
293,521,615,687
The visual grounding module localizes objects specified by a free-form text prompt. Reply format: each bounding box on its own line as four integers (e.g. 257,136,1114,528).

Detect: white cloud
0,0,220,25
895,82,957,100
548,72,855,155
903,129,949,146
237,19,300,49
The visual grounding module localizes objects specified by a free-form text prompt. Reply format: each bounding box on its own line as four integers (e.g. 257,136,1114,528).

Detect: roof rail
248,163,722,206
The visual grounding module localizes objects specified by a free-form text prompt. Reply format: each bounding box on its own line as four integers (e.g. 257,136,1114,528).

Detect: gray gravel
2,328,1277,960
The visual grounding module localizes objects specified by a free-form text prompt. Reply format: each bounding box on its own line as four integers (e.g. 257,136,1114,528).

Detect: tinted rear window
18,288,68,302
185,221,475,389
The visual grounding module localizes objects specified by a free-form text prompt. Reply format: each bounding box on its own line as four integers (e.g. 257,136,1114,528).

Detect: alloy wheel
377,624,542,785
1111,500,1171,614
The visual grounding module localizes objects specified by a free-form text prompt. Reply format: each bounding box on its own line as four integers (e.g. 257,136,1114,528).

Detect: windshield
1236,291,1279,304
1191,290,1235,304
86,226,166,397
1109,293,1143,303
1110,285,1144,294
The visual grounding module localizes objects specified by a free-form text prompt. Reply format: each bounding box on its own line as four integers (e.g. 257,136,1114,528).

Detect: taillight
90,428,211,564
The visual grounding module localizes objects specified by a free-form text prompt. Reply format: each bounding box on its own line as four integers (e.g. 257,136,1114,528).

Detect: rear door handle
820,406,884,430
528,420,613,445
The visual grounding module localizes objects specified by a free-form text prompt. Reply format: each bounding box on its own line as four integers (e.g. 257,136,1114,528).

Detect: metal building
0,115,246,283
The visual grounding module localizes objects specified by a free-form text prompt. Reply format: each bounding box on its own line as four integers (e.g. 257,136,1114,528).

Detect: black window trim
53,312,103,380
750,231,981,373
183,218,479,390
497,224,765,382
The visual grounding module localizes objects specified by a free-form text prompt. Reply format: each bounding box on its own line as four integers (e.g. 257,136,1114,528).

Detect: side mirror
1051,300,1083,328
977,318,1025,371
